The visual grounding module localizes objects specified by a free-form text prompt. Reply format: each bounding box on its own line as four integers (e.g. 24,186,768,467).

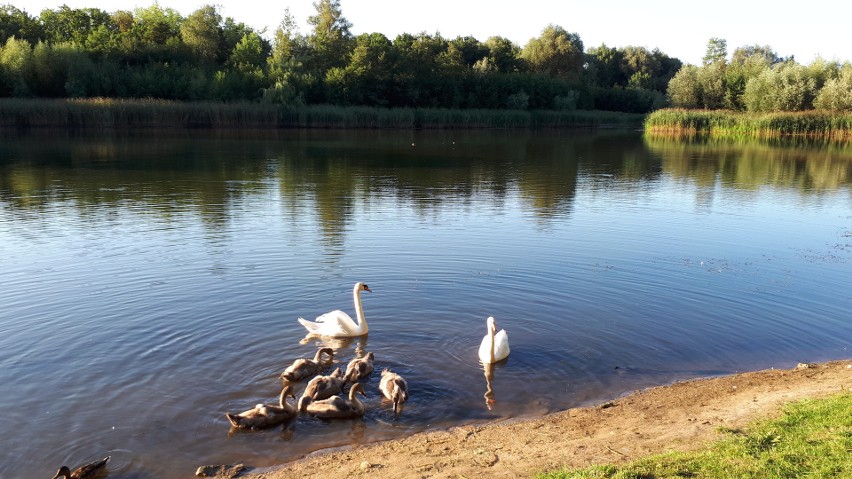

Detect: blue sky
19,0,852,66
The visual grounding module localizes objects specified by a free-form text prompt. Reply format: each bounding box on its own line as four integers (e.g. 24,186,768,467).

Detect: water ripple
0,130,849,478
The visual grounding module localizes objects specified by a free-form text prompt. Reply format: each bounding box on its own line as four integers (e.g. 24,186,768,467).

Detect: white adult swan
298,282,372,337
478,316,510,363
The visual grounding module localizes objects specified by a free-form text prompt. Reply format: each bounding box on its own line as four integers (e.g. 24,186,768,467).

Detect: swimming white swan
478,316,510,364
298,283,372,337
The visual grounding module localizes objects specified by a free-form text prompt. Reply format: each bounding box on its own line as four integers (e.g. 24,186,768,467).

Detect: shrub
506,90,529,110
814,65,852,111
553,90,578,110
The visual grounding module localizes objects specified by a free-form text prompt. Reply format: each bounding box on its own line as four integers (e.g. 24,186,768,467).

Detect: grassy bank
0,98,643,130
645,108,852,139
540,392,852,479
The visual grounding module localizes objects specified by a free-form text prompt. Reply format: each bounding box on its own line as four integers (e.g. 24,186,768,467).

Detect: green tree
668,49,727,109
229,32,266,74
265,7,312,105
112,10,133,33
743,61,817,112
805,57,840,92
270,7,299,61
40,6,112,44
221,17,266,65
697,61,726,108
448,36,486,67
667,64,701,108
31,40,62,96
652,49,683,91
724,50,772,110
477,36,520,74
621,46,659,82
520,25,584,81
180,5,222,64
0,35,33,96
390,32,448,106
0,5,44,44
586,43,625,87
84,24,117,54
814,63,852,111
326,32,394,105
307,0,353,73
134,4,182,46
702,37,727,66
731,44,780,66
60,41,98,97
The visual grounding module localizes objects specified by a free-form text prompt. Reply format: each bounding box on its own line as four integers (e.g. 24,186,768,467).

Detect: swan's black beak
363,285,372,292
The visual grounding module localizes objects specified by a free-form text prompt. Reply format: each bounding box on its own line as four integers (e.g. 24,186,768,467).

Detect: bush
742,62,817,112
553,91,578,110
814,66,852,111
506,90,529,110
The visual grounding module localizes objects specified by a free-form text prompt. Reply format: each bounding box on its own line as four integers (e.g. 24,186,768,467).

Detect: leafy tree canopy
520,24,584,80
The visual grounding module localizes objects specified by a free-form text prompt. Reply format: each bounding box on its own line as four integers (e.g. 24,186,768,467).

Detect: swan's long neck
313,347,333,364
349,386,364,412
298,396,310,412
353,285,367,333
278,387,289,410
489,323,496,363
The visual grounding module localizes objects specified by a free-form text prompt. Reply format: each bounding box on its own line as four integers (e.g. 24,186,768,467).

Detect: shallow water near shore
0,129,850,478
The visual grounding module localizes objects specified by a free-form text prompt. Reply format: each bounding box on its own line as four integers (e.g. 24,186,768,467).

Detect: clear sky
17,0,852,66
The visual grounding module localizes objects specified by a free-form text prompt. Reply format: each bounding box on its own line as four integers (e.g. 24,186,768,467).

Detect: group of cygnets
225,346,409,429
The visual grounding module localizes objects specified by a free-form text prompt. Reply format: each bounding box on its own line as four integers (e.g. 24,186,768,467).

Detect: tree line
0,1,681,113
668,38,852,112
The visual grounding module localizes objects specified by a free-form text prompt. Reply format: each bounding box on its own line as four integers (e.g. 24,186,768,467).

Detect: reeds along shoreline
645,108,852,139
0,98,643,130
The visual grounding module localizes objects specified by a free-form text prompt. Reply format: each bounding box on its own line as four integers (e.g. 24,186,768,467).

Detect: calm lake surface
1,129,850,478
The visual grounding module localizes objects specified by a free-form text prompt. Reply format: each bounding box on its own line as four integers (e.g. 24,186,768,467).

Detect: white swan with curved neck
298,282,372,337
478,316,510,364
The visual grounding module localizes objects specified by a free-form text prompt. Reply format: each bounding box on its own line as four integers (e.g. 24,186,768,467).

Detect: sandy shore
210,360,851,478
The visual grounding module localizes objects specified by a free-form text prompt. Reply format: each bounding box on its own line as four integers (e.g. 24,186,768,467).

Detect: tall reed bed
645,108,852,138
0,98,643,130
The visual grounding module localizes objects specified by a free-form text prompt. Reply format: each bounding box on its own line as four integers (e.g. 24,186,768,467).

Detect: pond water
0,129,850,478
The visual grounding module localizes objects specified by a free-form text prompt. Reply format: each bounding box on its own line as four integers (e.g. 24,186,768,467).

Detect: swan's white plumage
478,316,510,363
298,283,371,338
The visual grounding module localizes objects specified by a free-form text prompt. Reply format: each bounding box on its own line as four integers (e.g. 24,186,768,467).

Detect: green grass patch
539,393,852,479
0,98,644,130
645,108,852,139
